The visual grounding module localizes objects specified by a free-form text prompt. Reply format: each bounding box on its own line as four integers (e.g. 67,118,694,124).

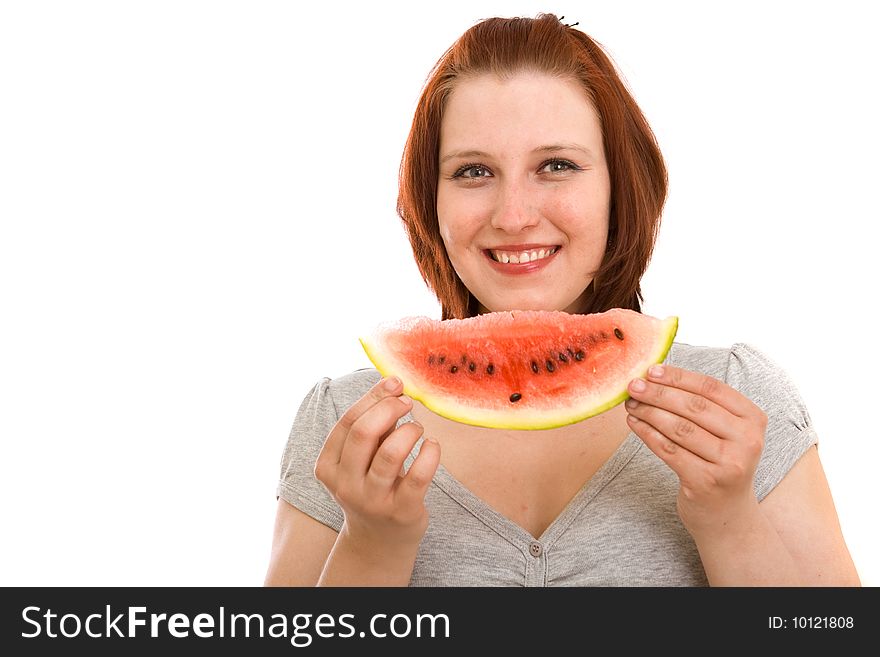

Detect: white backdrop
2,0,877,586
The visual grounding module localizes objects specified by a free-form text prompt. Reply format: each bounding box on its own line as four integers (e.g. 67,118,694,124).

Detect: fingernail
384,376,400,390
625,398,638,410
648,365,664,379
630,378,646,393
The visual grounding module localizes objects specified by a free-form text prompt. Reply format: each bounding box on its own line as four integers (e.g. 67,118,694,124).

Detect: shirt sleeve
725,343,819,501
275,378,344,532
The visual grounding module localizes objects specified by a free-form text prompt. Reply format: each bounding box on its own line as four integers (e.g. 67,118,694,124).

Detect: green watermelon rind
361,313,679,431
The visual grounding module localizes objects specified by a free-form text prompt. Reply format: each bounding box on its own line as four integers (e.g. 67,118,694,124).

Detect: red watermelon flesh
360,309,678,430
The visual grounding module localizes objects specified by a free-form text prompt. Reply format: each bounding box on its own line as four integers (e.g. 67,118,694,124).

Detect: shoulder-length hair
398,13,667,320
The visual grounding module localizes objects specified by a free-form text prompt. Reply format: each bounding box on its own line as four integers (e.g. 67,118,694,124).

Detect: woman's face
437,72,611,314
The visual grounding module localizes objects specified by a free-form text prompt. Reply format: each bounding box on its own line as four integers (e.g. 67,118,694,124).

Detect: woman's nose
489,179,539,232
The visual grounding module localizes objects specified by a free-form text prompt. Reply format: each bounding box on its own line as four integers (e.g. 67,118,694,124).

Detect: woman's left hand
624,364,769,539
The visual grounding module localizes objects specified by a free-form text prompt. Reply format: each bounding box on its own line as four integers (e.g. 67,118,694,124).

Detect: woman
264,14,859,586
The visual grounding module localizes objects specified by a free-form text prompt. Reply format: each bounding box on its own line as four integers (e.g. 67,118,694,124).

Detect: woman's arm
687,447,860,586
266,376,440,587
264,498,426,587
756,446,860,585
625,364,860,586
264,499,337,586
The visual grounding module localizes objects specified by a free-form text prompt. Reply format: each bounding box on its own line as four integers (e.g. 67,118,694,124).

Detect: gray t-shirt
276,342,817,586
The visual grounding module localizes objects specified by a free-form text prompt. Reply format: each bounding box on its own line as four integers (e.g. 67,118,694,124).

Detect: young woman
264,14,859,586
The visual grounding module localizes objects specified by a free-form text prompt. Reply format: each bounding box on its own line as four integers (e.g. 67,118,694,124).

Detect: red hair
398,14,667,319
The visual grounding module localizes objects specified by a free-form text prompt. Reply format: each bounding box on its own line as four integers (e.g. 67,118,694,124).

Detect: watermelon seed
545,360,555,372
531,361,539,374
558,352,568,362
468,362,476,372
439,355,446,364
450,365,458,373
567,348,576,359
575,350,585,361
614,328,624,340
509,392,522,403
486,364,495,375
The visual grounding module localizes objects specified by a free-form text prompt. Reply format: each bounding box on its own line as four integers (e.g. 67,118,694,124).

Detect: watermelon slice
360,309,678,430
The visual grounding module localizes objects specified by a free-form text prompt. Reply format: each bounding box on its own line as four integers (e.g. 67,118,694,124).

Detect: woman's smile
484,244,560,275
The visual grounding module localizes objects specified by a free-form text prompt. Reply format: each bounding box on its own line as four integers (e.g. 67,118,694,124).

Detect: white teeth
490,247,557,263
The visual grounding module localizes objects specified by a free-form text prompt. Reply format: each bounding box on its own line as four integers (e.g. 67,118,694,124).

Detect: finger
338,395,413,476
624,398,722,463
628,374,745,440
627,414,710,481
642,364,757,419
394,437,441,510
364,421,425,492
321,377,405,465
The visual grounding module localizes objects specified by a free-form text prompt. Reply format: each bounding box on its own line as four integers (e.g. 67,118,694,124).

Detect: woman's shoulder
667,341,791,386
324,368,382,408
329,367,382,386
669,340,813,437
667,341,732,377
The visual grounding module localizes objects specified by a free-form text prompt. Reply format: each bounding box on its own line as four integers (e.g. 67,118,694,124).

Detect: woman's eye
453,164,491,179
541,159,579,173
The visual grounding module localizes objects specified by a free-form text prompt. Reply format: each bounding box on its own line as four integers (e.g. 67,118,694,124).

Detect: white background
1,0,877,586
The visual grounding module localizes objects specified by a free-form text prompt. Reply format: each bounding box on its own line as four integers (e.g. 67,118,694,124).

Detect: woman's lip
483,246,560,275
485,243,557,252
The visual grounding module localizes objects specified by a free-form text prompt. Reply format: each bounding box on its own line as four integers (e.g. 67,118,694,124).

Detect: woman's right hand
314,376,441,556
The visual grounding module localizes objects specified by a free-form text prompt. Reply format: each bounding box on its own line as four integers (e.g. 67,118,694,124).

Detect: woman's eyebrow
439,149,490,164
535,143,596,159
440,143,595,164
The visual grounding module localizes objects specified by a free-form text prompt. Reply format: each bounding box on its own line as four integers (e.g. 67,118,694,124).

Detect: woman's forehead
440,73,602,154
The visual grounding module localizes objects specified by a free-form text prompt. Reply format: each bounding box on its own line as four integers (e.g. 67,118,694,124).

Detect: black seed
614,328,624,340
450,365,458,373
486,364,495,375
558,352,568,362
531,361,539,374
546,360,555,372
575,350,585,361
438,355,446,364
509,392,522,403
468,362,475,372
